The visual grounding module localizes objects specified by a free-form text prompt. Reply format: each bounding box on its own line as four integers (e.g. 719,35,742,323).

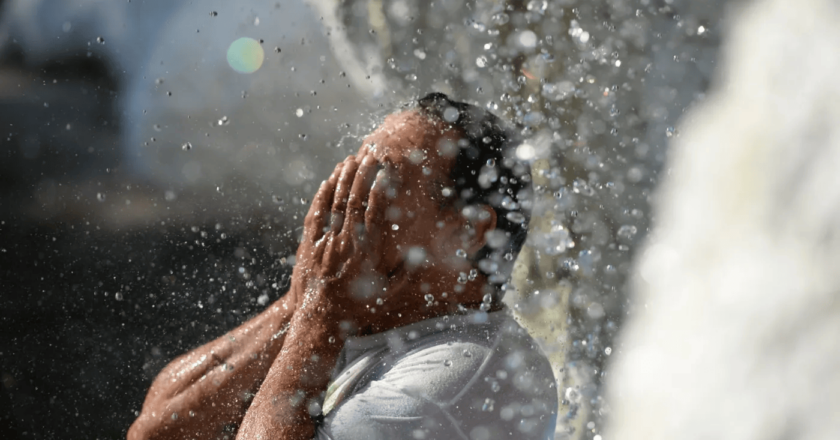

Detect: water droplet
96,193,106,202
456,249,467,258
171,412,178,420
328,336,336,343
96,36,105,44
424,294,434,302
443,360,452,367
617,225,638,240
482,398,494,411
490,381,501,392
295,108,304,117
491,12,509,25
515,143,536,161
500,196,519,210
114,292,123,301
478,259,499,274
517,30,537,49
605,347,612,355
408,150,425,164
189,411,195,417
376,298,384,305
463,350,472,357
218,116,229,126
480,303,491,312
506,212,526,224
565,386,581,403
391,224,399,231
181,142,192,151
482,293,493,303
210,11,218,17
476,56,488,68
587,302,605,319
442,107,460,123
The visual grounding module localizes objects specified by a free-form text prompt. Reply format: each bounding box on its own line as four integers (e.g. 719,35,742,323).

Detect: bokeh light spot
226,37,264,74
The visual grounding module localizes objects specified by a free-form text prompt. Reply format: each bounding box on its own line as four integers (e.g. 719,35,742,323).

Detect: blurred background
0,0,788,438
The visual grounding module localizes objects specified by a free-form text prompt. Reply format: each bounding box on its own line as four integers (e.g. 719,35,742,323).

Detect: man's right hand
288,149,404,333
288,145,471,338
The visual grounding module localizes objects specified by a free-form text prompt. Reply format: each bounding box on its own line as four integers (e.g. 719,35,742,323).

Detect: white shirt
316,310,558,440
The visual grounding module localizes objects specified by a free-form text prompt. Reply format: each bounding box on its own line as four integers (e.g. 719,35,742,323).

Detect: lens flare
226,37,264,74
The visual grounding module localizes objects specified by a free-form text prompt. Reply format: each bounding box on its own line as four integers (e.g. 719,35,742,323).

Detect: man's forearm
235,299,345,440
128,294,297,440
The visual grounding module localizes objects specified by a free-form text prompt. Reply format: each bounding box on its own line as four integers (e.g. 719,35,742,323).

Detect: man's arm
234,296,346,439
127,293,297,440
233,154,378,440
128,157,351,440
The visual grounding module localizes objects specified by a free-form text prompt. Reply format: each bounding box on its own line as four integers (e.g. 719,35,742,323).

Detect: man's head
356,93,531,297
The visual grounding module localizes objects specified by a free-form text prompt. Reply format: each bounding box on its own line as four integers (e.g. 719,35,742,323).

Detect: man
128,93,558,440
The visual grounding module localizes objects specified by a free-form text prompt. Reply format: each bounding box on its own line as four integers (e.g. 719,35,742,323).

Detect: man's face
355,110,470,276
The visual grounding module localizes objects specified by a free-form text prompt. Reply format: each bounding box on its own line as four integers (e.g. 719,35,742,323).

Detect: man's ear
463,205,497,255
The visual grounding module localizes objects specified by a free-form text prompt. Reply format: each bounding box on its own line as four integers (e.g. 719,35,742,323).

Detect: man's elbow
127,384,178,440
126,412,167,440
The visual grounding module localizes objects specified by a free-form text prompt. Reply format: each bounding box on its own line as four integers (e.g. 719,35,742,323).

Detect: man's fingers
322,234,341,273
331,156,359,234
344,155,378,244
305,163,342,242
365,163,392,252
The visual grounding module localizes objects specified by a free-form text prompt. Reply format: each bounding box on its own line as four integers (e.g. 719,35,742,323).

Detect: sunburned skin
128,108,500,440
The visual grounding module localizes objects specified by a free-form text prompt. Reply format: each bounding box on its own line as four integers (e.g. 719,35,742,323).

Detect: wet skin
128,109,498,440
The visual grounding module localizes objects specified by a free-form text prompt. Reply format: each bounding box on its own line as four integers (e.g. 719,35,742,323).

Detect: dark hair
416,93,532,287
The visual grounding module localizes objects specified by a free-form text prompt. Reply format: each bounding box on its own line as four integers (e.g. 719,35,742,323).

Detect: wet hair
416,92,532,288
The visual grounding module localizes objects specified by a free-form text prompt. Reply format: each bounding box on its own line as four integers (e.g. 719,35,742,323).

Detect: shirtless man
128,93,557,440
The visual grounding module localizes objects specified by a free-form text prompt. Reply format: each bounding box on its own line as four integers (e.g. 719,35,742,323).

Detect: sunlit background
3,0,840,439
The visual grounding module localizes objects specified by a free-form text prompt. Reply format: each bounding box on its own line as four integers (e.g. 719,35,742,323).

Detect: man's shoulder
319,311,558,440
386,311,557,402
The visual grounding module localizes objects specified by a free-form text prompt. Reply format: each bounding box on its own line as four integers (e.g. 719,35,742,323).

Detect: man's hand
292,146,466,336
290,148,398,328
